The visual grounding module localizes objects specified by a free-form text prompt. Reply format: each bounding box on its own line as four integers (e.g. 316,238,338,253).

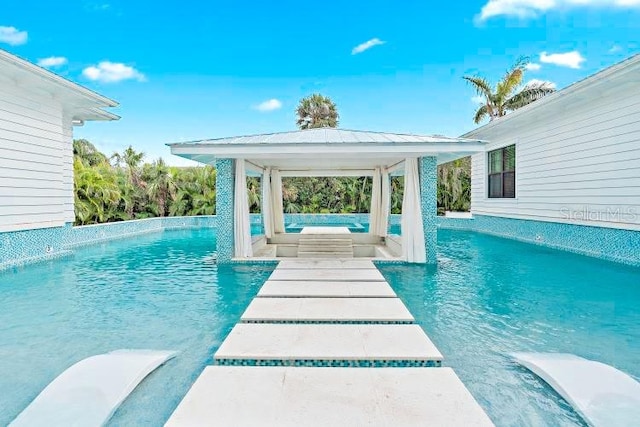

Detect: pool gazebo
168,128,485,264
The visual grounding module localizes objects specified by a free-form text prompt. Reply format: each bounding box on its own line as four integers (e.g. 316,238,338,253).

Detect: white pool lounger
512,352,640,427
11,349,177,427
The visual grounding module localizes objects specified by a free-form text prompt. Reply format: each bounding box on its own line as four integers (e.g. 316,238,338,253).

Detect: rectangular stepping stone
258,281,396,298
241,297,414,323
214,323,442,363
277,259,376,269
166,367,495,427
268,268,385,282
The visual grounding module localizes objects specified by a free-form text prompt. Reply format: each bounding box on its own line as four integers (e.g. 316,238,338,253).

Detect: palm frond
473,104,490,124
505,82,555,111
462,76,493,99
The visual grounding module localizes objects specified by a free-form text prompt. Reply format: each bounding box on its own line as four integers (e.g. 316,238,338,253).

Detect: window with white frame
488,144,515,198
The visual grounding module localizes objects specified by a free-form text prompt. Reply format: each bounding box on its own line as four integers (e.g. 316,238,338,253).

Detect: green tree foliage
73,139,473,225
281,176,404,214
464,57,555,124
296,94,339,129
73,139,217,225
437,157,471,213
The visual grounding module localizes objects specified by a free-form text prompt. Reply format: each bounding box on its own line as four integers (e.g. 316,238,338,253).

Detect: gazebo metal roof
171,128,481,145
167,128,486,175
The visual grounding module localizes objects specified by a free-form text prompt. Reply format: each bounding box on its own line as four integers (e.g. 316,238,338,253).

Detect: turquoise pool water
379,229,640,426
0,228,273,426
2,227,638,426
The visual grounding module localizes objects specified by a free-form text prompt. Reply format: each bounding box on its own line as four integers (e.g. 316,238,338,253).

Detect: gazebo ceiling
167,128,486,173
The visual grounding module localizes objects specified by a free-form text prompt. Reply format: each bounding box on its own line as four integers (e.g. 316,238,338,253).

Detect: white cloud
351,38,385,55
478,0,640,21
540,50,585,68
254,98,282,112
525,62,541,71
471,96,486,104
608,44,622,53
0,26,28,45
525,78,557,89
82,61,145,83
37,56,68,68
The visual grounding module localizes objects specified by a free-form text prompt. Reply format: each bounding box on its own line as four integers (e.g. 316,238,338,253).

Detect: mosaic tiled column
420,156,438,264
216,159,234,263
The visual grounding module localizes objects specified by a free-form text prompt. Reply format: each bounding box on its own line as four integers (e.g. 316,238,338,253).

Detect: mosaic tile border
241,320,415,325
0,216,217,271
213,358,441,367
0,250,75,272
437,214,640,267
3,212,638,270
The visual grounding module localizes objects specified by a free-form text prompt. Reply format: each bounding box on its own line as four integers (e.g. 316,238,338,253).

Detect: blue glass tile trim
241,320,415,325
215,159,234,264
213,359,441,367
437,214,640,266
420,156,437,264
0,216,216,271
3,212,638,270
0,224,69,269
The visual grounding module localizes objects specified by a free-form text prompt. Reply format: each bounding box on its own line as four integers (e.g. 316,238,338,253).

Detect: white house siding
62,116,74,223
468,82,640,232
0,82,69,232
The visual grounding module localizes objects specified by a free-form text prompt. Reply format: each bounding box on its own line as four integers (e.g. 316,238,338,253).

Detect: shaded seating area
168,128,485,264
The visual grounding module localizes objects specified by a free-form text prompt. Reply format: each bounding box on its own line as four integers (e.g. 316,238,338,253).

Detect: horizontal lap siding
62,117,74,223
470,87,640,231
0,83,67,232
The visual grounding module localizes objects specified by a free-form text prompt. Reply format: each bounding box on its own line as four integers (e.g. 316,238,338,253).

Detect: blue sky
3,0,639,165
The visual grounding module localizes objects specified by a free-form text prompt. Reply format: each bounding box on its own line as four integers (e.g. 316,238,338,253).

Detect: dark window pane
503,171,515,198
489,150,503,173
488,174,503,198
503,145,516,171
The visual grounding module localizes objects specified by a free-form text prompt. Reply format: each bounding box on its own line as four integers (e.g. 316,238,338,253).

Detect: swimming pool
379,229,640,426
0,228,273,426
1,227,638,426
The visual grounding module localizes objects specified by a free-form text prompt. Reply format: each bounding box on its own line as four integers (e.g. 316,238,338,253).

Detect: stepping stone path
166,259,494,426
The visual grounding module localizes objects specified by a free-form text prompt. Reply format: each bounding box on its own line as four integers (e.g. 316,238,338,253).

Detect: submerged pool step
213,323,442,367
297,236,354,258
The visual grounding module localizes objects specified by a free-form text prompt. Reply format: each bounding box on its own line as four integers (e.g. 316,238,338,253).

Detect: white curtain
401,158,426,263
380,168,390,236
271,168,285,234
369,167,382,236
261,168,274,239
234,159,253,258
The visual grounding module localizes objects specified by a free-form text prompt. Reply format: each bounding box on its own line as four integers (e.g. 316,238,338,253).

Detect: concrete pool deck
166,259,494,426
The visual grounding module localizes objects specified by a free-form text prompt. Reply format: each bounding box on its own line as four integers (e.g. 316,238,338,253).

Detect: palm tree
145,158,176,216
296,94,339,129
73,139,108,166
464,57,555,124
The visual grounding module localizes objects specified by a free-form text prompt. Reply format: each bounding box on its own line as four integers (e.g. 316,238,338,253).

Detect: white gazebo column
261,168,274,239
420,157,438,264
380,168,390,236
215,158,234,263
234,159,253,258
271,169,285,233
401,158,426,263
369,167,382,236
